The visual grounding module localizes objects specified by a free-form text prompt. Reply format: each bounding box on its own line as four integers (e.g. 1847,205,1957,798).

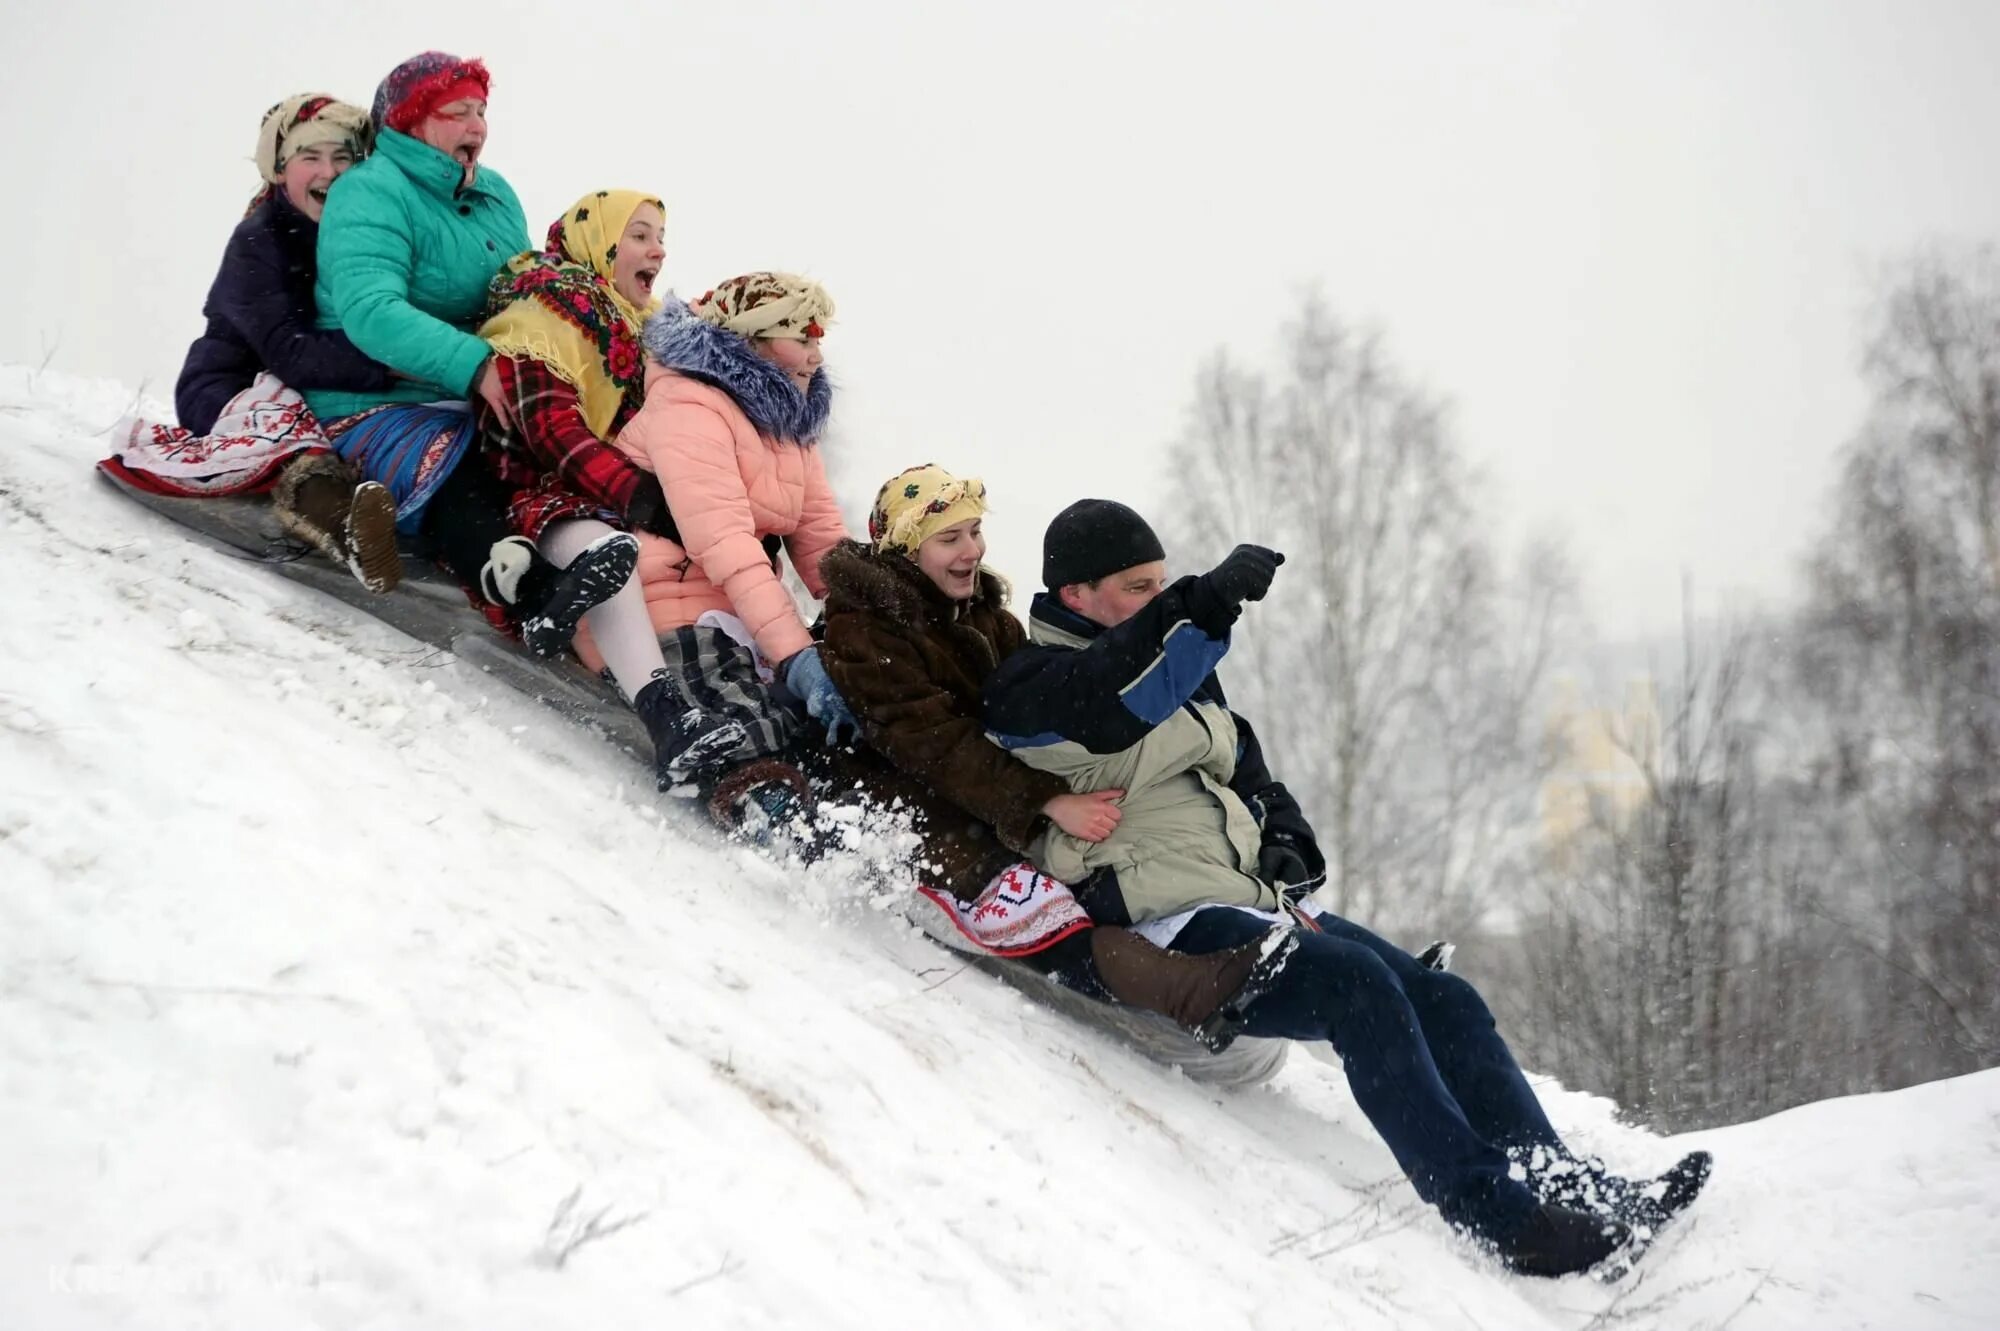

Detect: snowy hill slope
2,364,1995,1330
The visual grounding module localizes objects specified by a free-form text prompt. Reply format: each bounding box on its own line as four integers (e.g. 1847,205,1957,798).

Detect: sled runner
97,465,1290,1087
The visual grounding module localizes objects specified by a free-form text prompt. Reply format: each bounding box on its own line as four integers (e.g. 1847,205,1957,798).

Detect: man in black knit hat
982,498,1709,1278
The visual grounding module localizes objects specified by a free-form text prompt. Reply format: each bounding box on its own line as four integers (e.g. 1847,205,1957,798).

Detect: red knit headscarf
371,52,492,135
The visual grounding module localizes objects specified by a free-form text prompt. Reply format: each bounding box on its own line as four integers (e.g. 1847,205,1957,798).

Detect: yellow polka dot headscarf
870,464,988,556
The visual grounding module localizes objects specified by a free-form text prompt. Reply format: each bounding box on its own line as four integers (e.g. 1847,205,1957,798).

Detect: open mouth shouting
633,266,659,296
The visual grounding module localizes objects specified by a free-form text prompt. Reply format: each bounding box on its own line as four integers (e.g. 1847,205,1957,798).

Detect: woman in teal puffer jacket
309,50,634,655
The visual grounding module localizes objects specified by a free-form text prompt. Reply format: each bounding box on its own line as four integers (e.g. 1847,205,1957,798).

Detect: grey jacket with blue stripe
981,582,1319,927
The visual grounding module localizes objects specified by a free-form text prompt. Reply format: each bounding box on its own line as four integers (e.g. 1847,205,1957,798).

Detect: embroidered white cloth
110,373,329,496
915,861,1092,958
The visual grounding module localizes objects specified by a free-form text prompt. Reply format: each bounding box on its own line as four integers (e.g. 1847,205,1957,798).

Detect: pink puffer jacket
574,301,847,671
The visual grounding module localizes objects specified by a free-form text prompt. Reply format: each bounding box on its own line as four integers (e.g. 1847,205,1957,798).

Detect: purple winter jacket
173,188,391,435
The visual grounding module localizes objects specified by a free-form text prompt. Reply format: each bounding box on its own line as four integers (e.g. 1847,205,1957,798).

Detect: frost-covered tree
1510,247,2000,1131
1507,612,1879,1130
1795,245,2000,1084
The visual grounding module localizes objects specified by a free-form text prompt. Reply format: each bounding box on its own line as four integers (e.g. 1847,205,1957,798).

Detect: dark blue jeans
1168,906,1563,1234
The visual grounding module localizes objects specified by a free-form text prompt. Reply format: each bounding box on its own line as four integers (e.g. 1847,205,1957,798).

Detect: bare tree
1795,244,2000,1081
1160,296,1571,937
1506,604,1884,1131
1515,608,1749,1126
1507,246,2000,1130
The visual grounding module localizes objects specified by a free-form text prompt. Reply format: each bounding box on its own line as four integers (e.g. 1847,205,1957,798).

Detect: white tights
538,518,666,702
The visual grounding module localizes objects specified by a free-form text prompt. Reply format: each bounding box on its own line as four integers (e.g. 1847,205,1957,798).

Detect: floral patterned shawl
478,189,664,439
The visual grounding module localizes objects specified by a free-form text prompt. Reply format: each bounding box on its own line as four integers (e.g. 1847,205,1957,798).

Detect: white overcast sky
6,0,1998,636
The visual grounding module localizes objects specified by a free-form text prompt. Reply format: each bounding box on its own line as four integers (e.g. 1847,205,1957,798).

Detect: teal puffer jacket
305,128,528,421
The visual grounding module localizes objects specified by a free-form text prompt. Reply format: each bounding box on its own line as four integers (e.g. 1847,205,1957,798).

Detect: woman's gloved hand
783,646,860,747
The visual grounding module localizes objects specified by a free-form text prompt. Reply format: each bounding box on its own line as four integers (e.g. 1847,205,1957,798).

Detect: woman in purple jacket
170,93,400,591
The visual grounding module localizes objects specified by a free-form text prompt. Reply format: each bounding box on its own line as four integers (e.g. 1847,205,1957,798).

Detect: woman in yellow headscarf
477,188,667,535
472,190,750,789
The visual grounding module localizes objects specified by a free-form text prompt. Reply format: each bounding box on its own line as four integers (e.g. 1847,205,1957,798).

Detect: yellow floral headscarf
479,190,666,439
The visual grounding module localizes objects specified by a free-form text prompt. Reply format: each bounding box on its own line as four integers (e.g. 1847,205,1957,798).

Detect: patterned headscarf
371,51,491,134
479,190,666,440
870,464,989,556
245,93,370,215
691,272,834,341
256,94,370,182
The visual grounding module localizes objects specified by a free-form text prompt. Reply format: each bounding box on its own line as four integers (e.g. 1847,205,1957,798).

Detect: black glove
1258,840,1312,892
1186,544,1285,634
624,473,679,540
1208,544,1284,605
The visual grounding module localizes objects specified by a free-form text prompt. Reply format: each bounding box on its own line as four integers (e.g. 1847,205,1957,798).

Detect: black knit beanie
1042,499,1167,589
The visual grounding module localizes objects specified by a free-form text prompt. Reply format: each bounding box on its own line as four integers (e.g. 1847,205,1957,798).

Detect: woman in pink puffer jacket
587,272,858,838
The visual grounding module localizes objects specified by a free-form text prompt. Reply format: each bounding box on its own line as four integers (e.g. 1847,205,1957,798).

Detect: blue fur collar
641,298,832,445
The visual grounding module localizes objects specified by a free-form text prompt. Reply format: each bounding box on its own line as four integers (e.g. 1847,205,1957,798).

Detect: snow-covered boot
1597,1151,1712,1234
1514,1145,1712,1231
1486,1201,1631,1278
1634,1151,1713,1226
707,757,814,849
272,453,402,593
480,532,639,658
632,672,750,792
1584,1150,1712,1280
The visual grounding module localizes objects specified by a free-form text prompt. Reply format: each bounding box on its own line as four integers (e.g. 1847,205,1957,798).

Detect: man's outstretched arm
985,545,1285,755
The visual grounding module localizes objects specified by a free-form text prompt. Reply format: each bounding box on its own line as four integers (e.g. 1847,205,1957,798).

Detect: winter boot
1633,1151,1713,1227
1192,925,1303,1052
1088,924,1301,1053
633,672,750,792
707,757,814,850
1486,1201,1631,1278
272,453,402,593
1514,1145,1712,1232
480,532,639,658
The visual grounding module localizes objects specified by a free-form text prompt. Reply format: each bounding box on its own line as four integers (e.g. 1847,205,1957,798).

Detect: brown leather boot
706,757,815,851
272,453,402,594
1088,925,1299,1047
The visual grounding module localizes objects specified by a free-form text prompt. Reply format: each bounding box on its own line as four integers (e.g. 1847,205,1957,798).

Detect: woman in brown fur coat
820,465,1292,1046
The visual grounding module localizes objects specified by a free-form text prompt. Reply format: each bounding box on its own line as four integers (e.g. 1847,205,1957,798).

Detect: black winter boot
1634,1151,1713,1227
480,533,639,658
1486,1201,1631,1278
633,673,750,792
1513,1145,1712,1232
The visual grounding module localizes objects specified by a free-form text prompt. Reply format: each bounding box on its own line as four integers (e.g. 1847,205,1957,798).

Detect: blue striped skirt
324,402,475,535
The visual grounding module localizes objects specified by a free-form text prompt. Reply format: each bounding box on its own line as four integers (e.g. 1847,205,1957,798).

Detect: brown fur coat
820,539,1070,900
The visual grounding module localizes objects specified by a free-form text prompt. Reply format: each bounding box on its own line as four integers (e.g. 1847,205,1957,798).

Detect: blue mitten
783,646,860,747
